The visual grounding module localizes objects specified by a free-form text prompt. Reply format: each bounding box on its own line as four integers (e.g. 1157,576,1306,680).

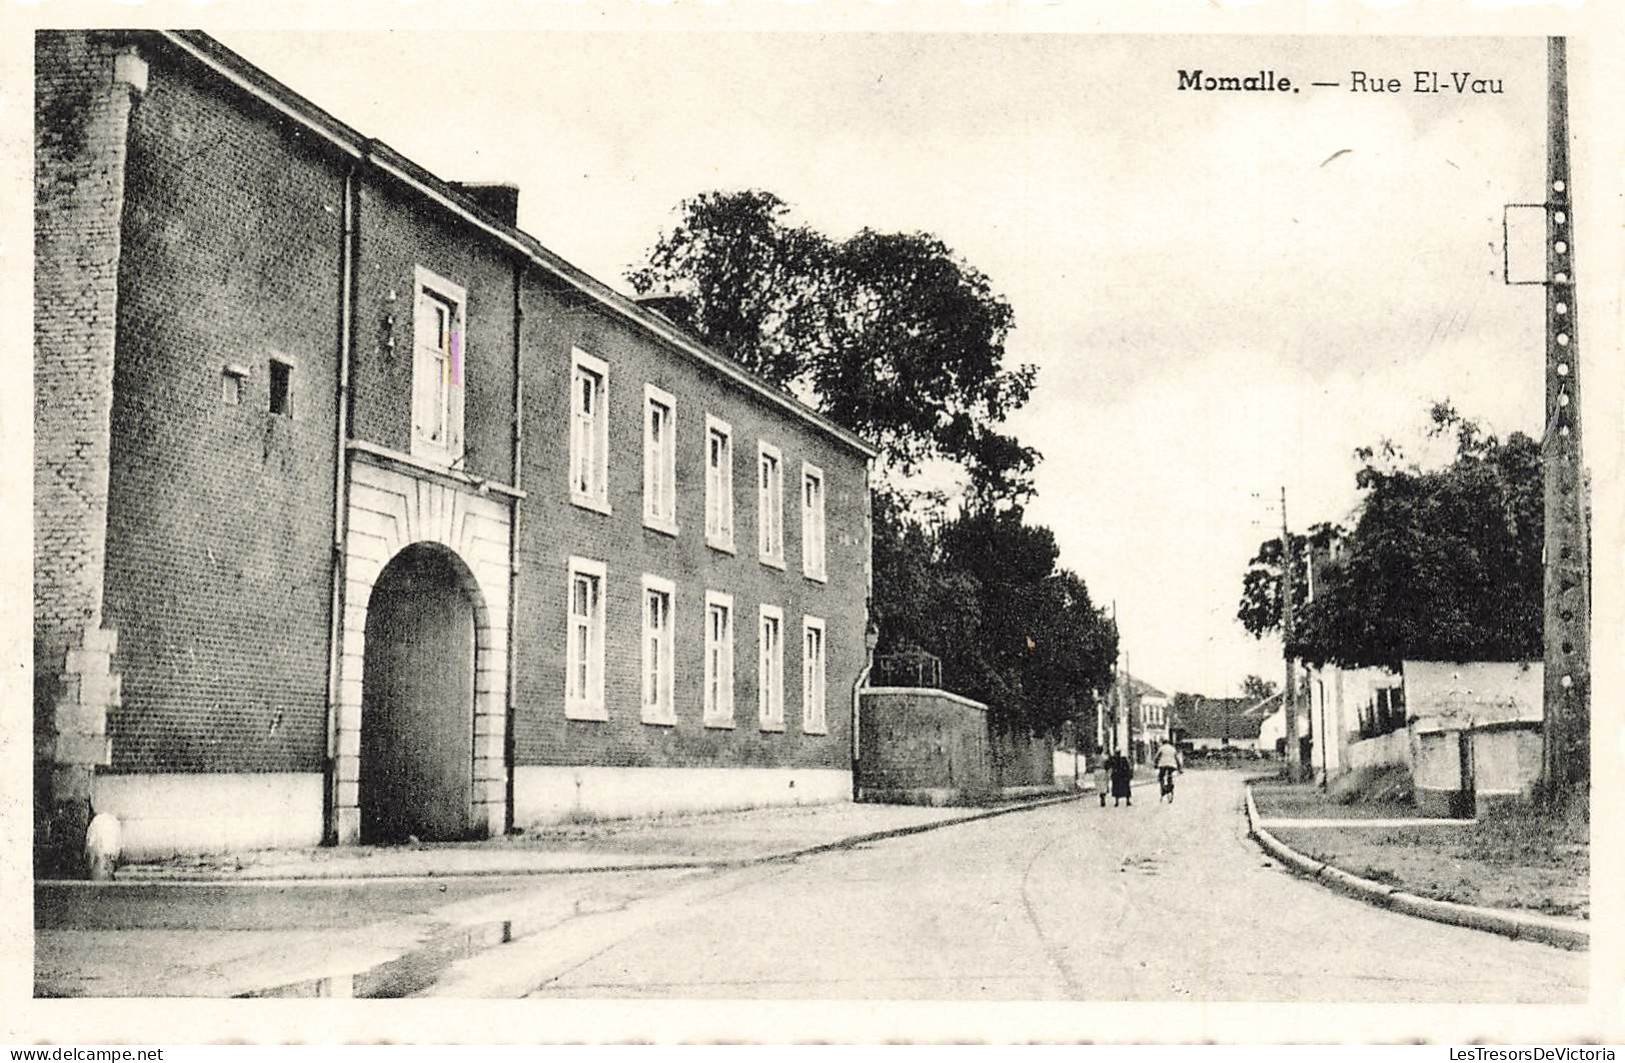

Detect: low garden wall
857,687,1055,804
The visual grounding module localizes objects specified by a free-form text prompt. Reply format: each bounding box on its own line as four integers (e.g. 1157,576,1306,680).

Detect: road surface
424,771,1584,1001
39,772,1584,1001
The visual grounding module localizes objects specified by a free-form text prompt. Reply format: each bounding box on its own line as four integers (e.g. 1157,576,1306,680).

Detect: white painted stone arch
333,457,512,844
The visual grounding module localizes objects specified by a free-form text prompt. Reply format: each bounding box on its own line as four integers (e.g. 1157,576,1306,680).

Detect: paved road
424,772,1585,1002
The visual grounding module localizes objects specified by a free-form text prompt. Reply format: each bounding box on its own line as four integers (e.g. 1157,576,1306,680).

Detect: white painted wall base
513,766,851,827
94,773,324,860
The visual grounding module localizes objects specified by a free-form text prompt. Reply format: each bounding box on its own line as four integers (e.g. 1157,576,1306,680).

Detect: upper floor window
758,442,784,568
704,590,735,728
412,268,466,464
802,616,827,735
705,415,734,553
570,348,610,513
643,385,677,534
801,463,826,582
641,574,676,725
565,556,607,721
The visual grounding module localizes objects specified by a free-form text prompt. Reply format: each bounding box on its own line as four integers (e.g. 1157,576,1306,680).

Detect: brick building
34,30,876,867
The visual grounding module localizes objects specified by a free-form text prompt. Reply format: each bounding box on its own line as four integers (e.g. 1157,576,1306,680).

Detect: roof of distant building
1170,694,1265,741
1121,673,1167,700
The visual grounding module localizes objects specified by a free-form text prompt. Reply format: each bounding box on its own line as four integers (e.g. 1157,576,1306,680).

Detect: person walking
1108,751,1133,807
1093,753,1111,807
1155,738,1184,802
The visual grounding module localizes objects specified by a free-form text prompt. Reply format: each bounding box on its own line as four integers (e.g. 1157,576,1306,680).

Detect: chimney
449,182,519,227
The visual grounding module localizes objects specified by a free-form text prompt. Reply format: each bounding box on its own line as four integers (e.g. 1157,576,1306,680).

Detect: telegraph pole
1280,486,1301,782
1541,36,1589,799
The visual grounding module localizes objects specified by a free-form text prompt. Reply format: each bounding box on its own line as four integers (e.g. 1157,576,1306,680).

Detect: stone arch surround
334,457,512,844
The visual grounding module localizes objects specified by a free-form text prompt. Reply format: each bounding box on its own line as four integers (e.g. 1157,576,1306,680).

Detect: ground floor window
759,605,784,730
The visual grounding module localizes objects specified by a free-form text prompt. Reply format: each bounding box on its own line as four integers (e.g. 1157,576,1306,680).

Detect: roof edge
148,30,880,461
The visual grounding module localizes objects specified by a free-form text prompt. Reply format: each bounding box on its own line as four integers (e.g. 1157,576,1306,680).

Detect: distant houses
1170,694,1265,754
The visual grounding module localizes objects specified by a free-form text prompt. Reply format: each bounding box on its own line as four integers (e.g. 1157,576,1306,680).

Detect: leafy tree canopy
629,190,1038,504
1239,675,1278,701
1238,402,1542,671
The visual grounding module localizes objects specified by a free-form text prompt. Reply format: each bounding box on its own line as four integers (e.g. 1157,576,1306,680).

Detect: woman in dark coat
1109,752,1133,806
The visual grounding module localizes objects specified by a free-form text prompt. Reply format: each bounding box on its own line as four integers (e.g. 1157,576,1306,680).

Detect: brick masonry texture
102,44,343,774
512,291,870,772
350,176,516,485
859,690,1056,794
34,31,129,708
37,30,872,815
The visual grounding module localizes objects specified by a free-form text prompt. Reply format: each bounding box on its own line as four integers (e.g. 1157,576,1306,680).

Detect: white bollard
85,812,122,881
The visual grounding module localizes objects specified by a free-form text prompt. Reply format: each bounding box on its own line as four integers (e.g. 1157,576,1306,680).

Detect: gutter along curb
1243,785,1587,952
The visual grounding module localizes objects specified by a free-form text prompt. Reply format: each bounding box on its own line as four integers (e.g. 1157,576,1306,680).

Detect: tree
936,507,1117,734
1238,403,1543,671
1240,675,1278,701
626,190,826,388
1235,522,1343,651
632,190,1116,736
628,189,1038,503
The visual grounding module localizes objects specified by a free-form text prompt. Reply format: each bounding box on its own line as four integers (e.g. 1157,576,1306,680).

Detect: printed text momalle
1177,69,1294,92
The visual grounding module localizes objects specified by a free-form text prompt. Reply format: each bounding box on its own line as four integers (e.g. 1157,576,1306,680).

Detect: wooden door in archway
360,544,476,842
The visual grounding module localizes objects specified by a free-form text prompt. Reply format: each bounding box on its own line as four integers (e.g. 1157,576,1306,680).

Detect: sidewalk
39,792,1081,998
1249,780,1588,940
110,792,1080,882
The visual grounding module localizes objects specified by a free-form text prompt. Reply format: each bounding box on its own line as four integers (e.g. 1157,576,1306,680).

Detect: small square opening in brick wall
269,358,293,417
222,364,249,407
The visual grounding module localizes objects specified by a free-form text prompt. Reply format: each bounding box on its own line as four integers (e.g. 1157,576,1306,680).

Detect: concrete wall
1345,727,1415,774
95,773,324,860
1406,661,1543,815
1311,664,1399,781
514,765,849,826
1471,725,1544,806
1403,660,1542,730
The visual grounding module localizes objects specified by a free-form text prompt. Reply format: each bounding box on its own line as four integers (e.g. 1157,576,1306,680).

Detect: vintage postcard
5,0,1621,1048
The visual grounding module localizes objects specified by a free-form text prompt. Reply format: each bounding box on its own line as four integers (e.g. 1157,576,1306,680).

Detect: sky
221,30,1553,696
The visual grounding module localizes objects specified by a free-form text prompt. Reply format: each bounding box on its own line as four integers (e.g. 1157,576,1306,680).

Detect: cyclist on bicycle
1155,738,1183,802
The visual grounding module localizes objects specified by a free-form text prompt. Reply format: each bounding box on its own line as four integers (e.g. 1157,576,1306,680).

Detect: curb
62,791,1085,887
1244,785,1587,952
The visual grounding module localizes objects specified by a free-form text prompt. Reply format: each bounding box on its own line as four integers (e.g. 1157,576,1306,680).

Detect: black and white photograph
10,2,1622,1048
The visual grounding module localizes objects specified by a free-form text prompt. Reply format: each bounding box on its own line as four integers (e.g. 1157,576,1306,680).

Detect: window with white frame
564,557,607,720
802,616,827,734
757,442,784,567
705,416,734,552
412,268,466,463
641,574,675,724
704,591,735,727
801,463,826,582
758,604,784,730
643,385,677,533
569,348,610,512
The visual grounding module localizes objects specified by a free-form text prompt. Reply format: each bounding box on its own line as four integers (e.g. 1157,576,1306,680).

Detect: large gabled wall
103,37,345,777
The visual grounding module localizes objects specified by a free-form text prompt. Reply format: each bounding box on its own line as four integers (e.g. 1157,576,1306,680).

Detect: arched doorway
360,543,479,843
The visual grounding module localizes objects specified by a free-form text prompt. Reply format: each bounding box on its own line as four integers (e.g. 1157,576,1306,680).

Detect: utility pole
1280,486,1301,782
1541,36,1589,800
